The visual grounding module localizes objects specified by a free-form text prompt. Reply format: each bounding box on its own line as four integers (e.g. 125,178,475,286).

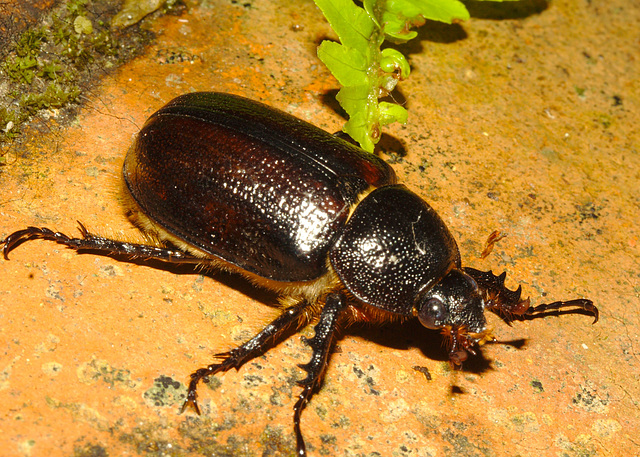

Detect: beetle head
414,268,493,365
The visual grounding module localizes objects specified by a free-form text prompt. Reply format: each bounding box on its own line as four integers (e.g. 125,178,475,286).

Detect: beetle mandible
1,92,598,456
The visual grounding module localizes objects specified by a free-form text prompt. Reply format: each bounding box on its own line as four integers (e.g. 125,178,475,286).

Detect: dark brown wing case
123,92,396,281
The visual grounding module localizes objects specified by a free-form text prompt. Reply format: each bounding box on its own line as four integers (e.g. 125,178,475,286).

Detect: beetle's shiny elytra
1,92,598,456
124,92,395,282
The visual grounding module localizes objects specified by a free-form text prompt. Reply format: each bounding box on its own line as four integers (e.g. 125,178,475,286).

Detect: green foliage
0,18,84,145
21,83,81,115
314,0,511,151
0,0,148,148
66,0,90,16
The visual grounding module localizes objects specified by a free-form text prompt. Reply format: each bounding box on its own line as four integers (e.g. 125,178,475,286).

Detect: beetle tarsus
3,226,74,260
293,384,313,457
524,298,599,324
180,388,202,415
293,293,347,456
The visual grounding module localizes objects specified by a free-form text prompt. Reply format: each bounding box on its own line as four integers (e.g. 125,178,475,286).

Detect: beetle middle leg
293,292,347,456
182,292,347,456
181,299,312,415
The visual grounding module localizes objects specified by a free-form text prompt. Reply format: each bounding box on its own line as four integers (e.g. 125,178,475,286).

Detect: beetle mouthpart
441,325,474,366
441,326,495,367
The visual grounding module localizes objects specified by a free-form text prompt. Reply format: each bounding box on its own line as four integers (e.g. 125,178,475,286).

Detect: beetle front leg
294,292,347,457
464,267,598,324
181,300,311,415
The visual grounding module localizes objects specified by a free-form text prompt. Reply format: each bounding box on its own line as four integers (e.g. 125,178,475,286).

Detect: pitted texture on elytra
123,93,396,282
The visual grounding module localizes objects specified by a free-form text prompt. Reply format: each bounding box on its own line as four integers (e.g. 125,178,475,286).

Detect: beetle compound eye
418,297,447,329
418,269,488,334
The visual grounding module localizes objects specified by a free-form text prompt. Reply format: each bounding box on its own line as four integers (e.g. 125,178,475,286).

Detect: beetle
2,92,598,456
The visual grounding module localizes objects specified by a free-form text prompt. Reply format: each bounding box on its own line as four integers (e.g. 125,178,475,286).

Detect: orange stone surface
1,1,638,456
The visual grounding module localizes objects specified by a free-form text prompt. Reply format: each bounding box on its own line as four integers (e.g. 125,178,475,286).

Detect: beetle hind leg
2,223,204,264
181,300,311,415
293,292,347,457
